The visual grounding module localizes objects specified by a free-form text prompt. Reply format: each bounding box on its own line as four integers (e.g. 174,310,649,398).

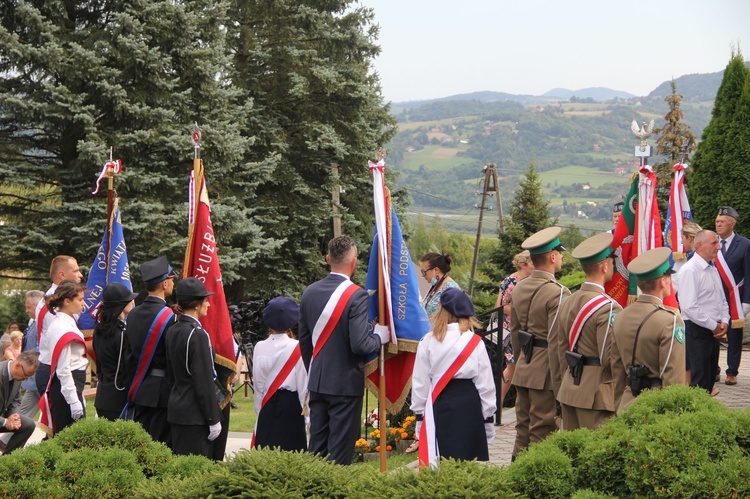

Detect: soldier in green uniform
510,227,571,459
611,247,686,413
555,233,622,430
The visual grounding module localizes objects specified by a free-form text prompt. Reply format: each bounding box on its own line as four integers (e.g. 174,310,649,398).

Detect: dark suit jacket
124,296,176,408
93,320,129,413
721,233,750,305
0,360,22,425
298,274,381,397
165,316,221,426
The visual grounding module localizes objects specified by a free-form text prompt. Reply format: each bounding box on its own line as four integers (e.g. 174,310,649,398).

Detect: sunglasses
420,268,433,277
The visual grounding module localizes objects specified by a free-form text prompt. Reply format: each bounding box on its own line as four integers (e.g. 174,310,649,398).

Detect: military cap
627,247,675,280
718,206,739,220
572,232,614,264
102,282,139,308
263,297,300,331
175,277,214,301
440,287,475,318
613,202,624,213
140,256,177,286
522,227,566,255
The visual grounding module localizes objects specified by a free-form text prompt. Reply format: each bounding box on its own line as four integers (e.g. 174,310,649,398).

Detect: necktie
722,239,727,255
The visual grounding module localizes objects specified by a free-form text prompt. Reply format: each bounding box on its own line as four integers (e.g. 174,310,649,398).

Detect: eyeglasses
420,268,432,277
18,363,31,379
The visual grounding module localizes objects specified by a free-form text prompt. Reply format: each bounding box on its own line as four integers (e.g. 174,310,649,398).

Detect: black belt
149,368,167,377
533,338,548,349
581,356,601,366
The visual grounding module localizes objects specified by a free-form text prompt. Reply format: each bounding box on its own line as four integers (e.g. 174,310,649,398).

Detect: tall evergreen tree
722,72,750,234
689,49,750,229
226,0,396,297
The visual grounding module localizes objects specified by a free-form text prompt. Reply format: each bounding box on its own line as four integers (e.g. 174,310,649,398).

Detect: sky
362,0,750,103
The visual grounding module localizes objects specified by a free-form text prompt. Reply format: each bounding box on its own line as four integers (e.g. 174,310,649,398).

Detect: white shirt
46,312,89,404
411,324,496,420
36,283,57,364
676,254,730,331
252,334,307,415
720,231,736,252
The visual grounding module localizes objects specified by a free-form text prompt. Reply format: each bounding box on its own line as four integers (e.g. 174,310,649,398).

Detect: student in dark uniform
93,283,138,421
252,297,307,451
611,247,686,413
166,277,222,459
124,256,177,445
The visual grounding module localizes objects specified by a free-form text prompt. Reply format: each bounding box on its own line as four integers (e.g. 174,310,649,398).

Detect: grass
400,144,474,171
538,165,629,188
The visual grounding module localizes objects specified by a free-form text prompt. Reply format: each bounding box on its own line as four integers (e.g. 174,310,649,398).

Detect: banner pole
378,244,387,473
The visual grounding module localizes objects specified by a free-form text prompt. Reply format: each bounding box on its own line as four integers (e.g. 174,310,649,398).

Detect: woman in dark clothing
92,283,138,421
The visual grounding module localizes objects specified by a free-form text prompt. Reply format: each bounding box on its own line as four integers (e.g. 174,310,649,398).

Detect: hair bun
442,253,452,265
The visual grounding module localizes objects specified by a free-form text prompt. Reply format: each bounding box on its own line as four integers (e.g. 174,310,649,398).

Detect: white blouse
252,334,308,415
47,311,89,405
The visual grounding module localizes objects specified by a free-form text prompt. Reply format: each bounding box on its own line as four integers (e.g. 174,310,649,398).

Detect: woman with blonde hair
3,330,24,360
411,287,496,467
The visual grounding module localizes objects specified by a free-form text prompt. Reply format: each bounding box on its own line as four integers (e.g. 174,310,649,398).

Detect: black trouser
210,403,231,462
172,423,212,459
35,363,50,394
134,406,171,447
726,326,743,376
0,414,36,454
685,320,719,393
49,369,86,436
308,391,362,465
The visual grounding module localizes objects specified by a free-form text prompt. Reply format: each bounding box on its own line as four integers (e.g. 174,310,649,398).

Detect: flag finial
192,122,202,160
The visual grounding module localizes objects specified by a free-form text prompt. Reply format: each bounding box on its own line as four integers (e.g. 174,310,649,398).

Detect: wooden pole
332,163,341,238
377,246,387,473
468,164,491,296
106,147,115,220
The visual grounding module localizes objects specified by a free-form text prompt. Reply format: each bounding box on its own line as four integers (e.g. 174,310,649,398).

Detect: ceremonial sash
418,333,482,469
127,307,175,404
311,281,360,360
568,295,612,351
38,331,85,435
37,305,49,343
250,342,302,449
715,251,745,328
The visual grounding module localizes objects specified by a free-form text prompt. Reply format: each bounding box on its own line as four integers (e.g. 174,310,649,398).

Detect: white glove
207,422,222,441
374,324,390,345
415,420,422,440
485,422,496,443
70,401,84,421
742,303,750,317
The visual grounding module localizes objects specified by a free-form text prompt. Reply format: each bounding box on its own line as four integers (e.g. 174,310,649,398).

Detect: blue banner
79,203,132,330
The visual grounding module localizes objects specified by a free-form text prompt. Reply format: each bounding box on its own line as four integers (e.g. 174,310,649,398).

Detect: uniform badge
608,312,618,327
674,324,686,344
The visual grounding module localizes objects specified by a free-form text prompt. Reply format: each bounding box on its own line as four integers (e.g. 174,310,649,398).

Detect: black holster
518,330,534,363
565,351,584,386
628,364,662,396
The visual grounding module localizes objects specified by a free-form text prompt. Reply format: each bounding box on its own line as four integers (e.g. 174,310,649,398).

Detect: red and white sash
38,331,85,436
418,333,482,469
568,295,612,351
311,280,360,361
251,342,302,449
37,304,49,343
715,251,745,328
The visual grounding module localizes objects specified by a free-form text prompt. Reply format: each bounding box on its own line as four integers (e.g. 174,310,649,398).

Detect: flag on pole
79,198,132,361
364,159,431,412
606,172,638,308
664,163,693,260
182,157,236,406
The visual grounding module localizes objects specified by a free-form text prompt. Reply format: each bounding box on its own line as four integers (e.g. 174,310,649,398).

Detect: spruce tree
722,73,750,234
689,49,750,228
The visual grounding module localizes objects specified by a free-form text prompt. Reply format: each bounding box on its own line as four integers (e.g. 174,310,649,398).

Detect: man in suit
556,233,622,430
611,248,686,413
510,227,571,459
0,352,39,455
298,236,389,465
124,256,177,445
714,206,750,385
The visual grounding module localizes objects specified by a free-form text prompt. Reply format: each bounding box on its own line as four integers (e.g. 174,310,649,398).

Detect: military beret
627,247,674,280
572,232,614,265
440,287,475,318
522,227,566,255
718,206,739,220
263,297,300,331
613,202,624,213
140,256,177,286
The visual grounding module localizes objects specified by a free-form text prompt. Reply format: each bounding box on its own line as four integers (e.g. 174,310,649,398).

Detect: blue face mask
430,277,438,286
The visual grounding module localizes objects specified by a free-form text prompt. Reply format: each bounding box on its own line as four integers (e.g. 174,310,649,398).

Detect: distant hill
542,87,636,101
392,91,552,109
648,61,750,101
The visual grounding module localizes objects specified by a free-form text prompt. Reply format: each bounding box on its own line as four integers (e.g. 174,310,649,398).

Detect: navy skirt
434,378,489,462
255,389,306,452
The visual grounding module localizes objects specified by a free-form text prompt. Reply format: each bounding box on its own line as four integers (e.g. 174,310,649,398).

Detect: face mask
430,277,438,286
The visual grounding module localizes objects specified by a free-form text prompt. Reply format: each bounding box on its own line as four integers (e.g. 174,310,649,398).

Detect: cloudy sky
363,0,750,102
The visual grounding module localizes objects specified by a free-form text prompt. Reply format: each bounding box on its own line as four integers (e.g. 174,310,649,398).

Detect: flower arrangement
401,415,417,440
354,438,374,461
363,408,380,429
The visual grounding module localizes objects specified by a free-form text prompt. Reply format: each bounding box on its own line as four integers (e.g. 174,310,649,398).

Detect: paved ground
23,346,750,467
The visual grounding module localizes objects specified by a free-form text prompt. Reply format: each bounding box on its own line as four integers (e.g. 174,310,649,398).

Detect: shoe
715,374,721,382
711,386,720,397
404,441,419,454
725,375,738,386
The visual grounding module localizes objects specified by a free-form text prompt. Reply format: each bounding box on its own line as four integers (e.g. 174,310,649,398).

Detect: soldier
555,233,621,430
609,202,624,234
611,247,686,413
510,227,570,459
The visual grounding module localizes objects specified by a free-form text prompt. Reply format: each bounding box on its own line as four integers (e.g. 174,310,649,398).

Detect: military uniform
556,233,622,430
610,248,686,413
510,227,570,456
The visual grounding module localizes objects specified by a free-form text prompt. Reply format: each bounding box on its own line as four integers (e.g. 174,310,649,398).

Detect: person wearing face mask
419,253,460,318
92,283,139,421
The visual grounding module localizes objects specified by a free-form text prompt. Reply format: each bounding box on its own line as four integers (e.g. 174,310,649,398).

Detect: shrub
53,448,144,498
616,384,721,428
506,440,575,498
52,418,171,477
157,454,217,480
0,440,64,481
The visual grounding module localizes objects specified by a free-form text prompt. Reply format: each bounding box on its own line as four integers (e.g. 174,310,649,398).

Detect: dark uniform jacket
611,294,686,413
93,320,129,413
719,233,750,310
165,316,221,426
556,283,622,411
298,273,381,397
510,270,571,393
124,296,175,408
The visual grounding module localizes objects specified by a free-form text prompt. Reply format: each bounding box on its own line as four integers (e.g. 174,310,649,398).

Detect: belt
581,356,601,366
533,338,548,349
149,368,167,377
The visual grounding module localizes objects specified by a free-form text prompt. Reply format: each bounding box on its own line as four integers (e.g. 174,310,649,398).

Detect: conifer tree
689,49,750,228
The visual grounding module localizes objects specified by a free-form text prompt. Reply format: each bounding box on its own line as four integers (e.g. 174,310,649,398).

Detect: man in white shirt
676,230,729,393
